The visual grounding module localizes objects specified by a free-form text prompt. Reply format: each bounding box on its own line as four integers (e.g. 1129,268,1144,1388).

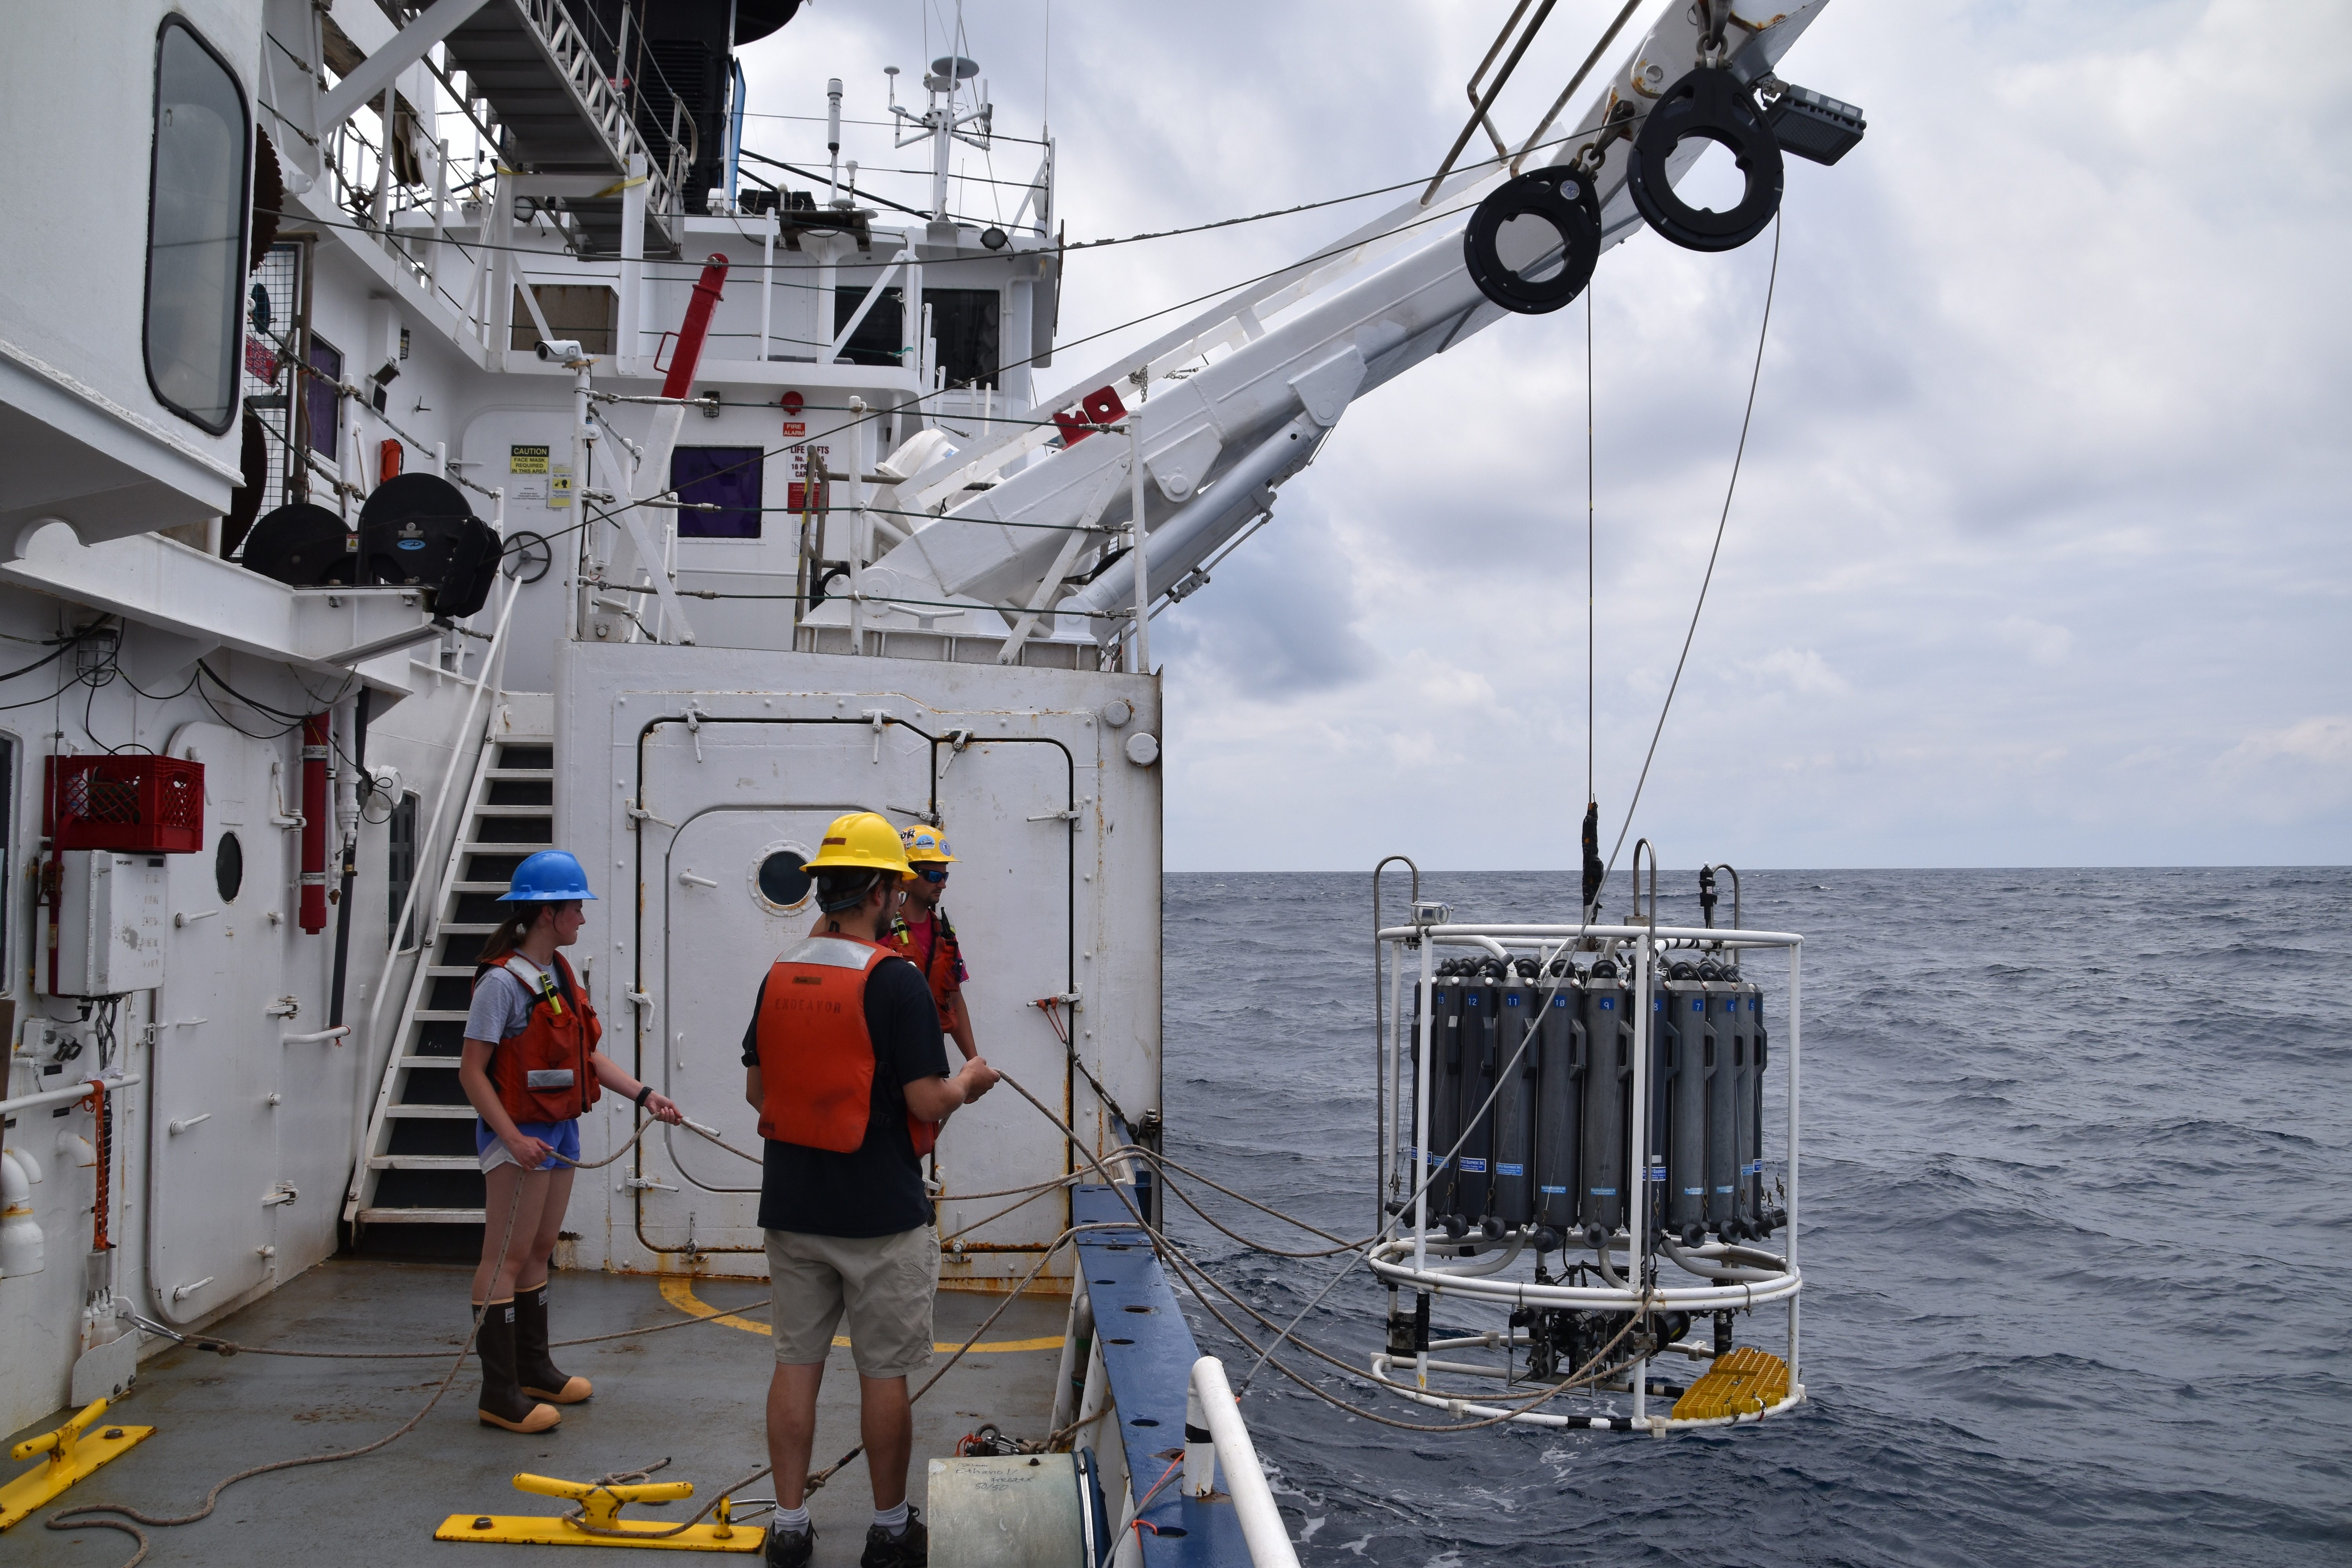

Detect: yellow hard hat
806,811,913,876
900,824,957,864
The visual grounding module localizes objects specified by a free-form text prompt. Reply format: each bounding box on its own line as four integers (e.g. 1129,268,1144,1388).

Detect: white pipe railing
343,568,523,1217
1185,1356,1298,1568
0,1072,140,1120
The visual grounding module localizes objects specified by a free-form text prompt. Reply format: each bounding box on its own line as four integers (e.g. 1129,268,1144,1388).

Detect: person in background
457,849,684,1434
892,825,977,1062
746,812,999,1567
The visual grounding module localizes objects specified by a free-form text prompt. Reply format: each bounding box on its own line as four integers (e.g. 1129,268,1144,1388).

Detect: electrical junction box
44,851,167,996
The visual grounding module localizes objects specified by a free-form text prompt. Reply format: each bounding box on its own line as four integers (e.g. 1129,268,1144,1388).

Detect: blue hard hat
499,849,598,902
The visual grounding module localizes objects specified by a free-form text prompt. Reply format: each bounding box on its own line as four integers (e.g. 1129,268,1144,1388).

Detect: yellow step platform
436,1471,764,1551
1670,1346,1791,1422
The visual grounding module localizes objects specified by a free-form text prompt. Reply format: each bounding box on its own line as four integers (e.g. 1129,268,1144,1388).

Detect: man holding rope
743,811,999,1568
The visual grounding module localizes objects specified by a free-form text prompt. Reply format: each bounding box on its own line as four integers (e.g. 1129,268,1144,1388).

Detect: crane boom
808,1,1837,649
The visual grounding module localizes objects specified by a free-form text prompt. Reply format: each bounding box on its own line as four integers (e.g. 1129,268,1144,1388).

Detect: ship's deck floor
3,1258,1067,1567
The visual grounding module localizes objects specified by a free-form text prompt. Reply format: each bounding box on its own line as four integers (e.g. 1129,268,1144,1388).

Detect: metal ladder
344,733,556,1230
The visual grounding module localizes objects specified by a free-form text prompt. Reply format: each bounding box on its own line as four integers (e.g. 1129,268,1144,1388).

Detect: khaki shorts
765,1225,938,1379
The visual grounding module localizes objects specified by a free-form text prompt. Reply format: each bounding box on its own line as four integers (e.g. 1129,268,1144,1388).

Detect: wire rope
1597,212,1780,878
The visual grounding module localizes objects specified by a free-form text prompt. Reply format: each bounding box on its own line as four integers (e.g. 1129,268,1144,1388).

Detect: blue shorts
475,1117,581,1173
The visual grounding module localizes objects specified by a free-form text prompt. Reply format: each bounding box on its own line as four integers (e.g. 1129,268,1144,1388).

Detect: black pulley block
1626,67,1784,253
1461,166,1602,315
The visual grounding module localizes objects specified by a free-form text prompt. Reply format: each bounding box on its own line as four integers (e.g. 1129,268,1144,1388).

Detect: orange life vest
755,934,939,1157
480,952,603,1124
891,908,964,1026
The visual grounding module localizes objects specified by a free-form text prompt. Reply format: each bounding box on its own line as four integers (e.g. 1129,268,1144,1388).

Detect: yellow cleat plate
434,1513,766,1551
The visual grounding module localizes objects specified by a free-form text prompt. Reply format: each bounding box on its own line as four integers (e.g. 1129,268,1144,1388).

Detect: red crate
48,755,205,854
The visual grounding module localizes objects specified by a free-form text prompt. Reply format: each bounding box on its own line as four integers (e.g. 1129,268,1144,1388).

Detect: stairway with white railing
344,730,555,1232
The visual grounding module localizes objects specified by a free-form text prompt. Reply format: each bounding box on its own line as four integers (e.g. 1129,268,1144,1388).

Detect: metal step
441,0,681,255
397,1055,465,1068
471,805,554,817
367,1154,479,1171
357,1207,485,1225
484,769,554,780
385,1105,475,1119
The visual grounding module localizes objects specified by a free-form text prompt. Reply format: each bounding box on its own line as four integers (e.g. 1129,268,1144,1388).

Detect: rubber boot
514,1283,593,1404
474,1299,561,1433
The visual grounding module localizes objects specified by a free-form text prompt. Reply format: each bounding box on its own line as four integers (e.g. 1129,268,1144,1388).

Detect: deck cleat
434,1472,763,1552
0,1398,156,1531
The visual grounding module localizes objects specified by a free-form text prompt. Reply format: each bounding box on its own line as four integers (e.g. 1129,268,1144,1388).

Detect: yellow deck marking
657,1276,1060,1352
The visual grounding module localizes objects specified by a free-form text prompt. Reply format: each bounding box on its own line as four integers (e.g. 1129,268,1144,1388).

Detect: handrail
343,570,523,1220
0,1073,140,1121
1184,1356,1298,1567
514,0,682,222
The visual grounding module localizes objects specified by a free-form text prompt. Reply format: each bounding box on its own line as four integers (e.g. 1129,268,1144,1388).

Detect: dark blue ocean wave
1161,866,2352,1566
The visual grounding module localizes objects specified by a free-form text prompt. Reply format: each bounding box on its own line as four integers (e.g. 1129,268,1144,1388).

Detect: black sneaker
860,1506,927,1568
764,1521,814,1567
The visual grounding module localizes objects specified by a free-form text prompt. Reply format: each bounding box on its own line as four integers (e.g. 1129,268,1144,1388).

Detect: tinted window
922,289,1000,389
832,286,904,368
673,447,762,539
387,792,418,948
306,337,343,459
214,830,243,902
757,850,811,911
144,18,250,433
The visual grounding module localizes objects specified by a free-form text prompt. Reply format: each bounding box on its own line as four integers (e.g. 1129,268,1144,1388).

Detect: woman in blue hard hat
456,848,684,1434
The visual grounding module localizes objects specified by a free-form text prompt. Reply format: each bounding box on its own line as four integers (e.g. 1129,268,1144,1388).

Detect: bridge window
143,16,251,434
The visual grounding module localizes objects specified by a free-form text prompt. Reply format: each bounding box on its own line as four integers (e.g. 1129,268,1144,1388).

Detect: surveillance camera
535,339,585,363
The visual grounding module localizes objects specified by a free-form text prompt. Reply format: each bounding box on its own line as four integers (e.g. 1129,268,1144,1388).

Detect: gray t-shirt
465,965,538,1044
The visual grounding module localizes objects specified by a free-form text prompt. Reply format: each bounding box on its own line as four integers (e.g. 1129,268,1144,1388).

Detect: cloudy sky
742,1,2350,871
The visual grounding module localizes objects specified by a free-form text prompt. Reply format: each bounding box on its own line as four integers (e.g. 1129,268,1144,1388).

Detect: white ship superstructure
2,2,1859,1558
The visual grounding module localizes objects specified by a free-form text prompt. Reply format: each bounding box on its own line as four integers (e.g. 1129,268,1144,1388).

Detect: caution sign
510,444,549,474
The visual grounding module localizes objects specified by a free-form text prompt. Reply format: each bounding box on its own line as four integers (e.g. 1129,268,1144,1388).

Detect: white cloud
743,1,2352,869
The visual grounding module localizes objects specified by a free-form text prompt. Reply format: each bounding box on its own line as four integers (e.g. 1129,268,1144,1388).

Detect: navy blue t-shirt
741,951,949,1238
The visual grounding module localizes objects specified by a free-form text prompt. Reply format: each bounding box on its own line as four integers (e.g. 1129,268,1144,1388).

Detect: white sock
774,1503,811,1535
873,1501,909,1536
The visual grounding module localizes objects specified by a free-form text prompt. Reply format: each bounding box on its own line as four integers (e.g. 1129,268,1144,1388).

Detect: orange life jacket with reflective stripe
892,909,964,1026
479,952,603,1124
755,935,939,1157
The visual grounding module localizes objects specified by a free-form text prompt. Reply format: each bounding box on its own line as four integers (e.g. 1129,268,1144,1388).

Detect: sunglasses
915,867,950,883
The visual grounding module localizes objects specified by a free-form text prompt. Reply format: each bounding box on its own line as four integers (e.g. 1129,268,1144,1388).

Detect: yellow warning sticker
510,444,549,474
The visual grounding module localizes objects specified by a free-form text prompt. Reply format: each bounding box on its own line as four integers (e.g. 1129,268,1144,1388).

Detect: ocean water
1159,867,2352,1566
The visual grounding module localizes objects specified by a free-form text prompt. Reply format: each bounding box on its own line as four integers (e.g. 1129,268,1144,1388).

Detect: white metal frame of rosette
1367,916,1805,1434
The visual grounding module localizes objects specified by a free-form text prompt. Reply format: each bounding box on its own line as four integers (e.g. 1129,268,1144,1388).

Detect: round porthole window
752,842,813,913
214,831,244,902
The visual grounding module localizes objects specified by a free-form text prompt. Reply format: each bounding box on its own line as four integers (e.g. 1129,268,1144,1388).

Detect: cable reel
1462,166,1602,316
1626,66,1784,253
